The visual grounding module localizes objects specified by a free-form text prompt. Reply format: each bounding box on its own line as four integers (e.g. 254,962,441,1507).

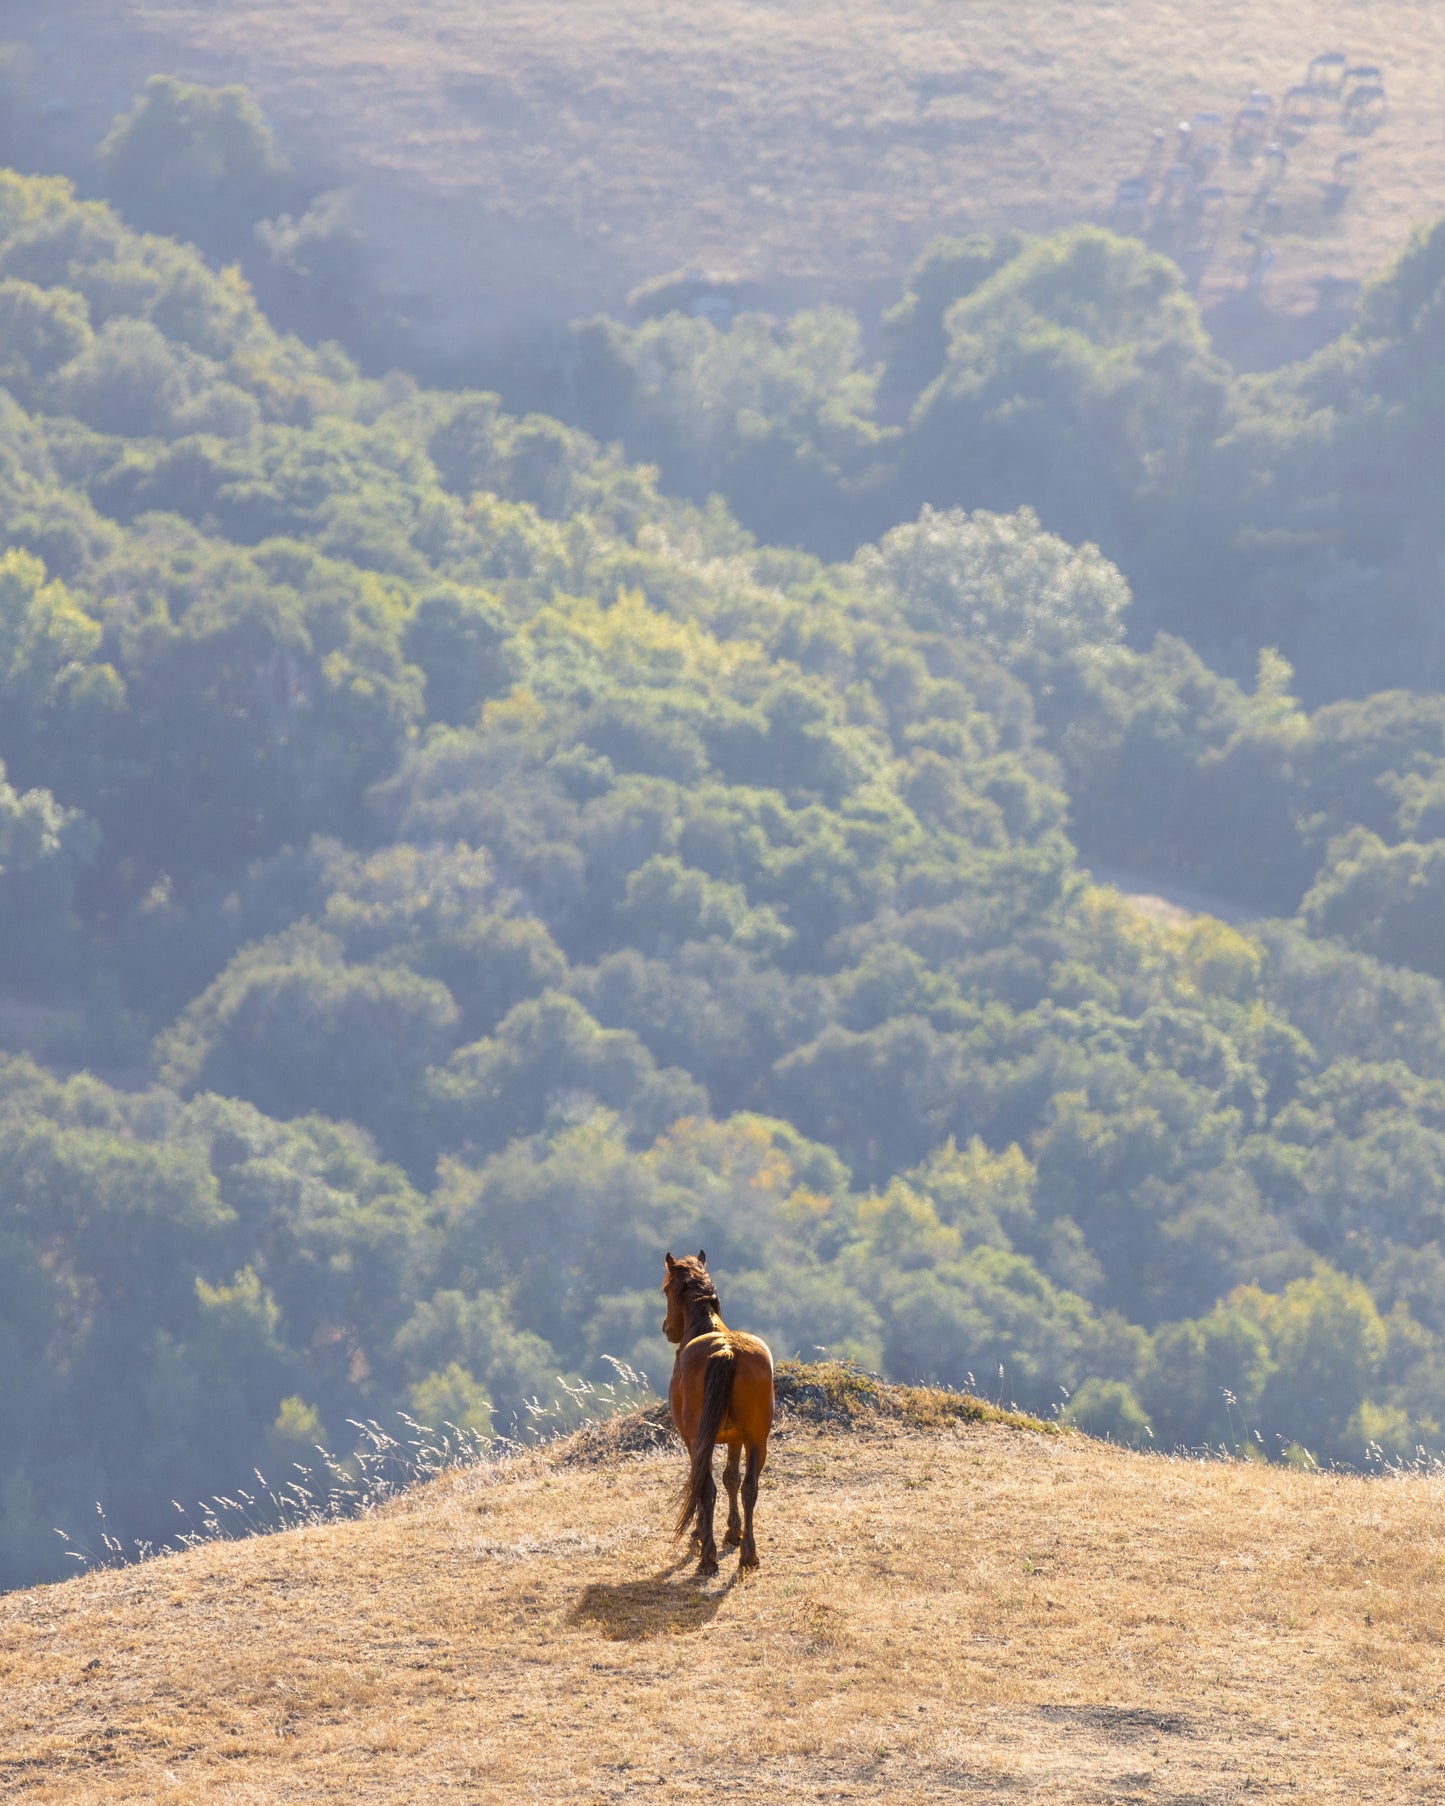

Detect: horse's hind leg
696,1455,720,1577
739,1444,763,1572
721,1443,743,1549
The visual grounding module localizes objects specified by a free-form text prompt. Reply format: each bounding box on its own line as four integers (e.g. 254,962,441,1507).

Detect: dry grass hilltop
3,1366,1444,1803
6,1,1445,356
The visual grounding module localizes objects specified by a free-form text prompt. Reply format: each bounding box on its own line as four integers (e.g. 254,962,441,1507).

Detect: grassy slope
11,0,1445,354
4,1370,1443,1803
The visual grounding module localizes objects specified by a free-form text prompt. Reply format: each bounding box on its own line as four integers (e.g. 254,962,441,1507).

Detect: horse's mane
681,1270,720,1307
675,1260,721,1311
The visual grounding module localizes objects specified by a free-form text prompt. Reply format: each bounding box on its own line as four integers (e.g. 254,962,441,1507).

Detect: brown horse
662,1250,774,1576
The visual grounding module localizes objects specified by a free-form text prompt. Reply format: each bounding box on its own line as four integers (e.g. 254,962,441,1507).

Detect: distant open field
4,1374,1445,1802
6,2,1445,356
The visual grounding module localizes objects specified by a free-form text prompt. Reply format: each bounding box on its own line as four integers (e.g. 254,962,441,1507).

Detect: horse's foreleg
721,1443,742,1548
696,1451,720,1577
739,1444,763,1572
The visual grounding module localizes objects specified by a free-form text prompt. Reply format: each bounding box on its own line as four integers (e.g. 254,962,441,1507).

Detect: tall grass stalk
55,1364,654,1574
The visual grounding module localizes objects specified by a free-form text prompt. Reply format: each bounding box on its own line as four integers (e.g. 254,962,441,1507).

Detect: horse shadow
570,1559,737,1640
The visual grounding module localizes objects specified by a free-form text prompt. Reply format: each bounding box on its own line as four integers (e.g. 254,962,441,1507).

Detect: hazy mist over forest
5,2,1445,1590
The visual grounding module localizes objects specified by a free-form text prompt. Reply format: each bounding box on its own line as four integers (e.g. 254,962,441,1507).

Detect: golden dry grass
12,1,1445,352
5,1375,1445,1802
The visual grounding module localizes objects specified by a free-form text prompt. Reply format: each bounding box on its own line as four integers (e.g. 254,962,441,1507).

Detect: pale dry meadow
3,1373,1445,1802
12,1,1445,349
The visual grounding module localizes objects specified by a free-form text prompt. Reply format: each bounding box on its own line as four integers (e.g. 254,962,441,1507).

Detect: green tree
427,990,705,1158
857,505,1131,690
156,928,460,1156
903,225,1229,552
0,278,92,405
402,583,516,726
1236,1269,1389,1458
1140,1307,1274,1450
0,762,98,984
97,76,297,260
878,231,1023,419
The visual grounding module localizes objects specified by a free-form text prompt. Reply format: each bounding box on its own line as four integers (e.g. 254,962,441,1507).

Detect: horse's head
662,1249,713,1343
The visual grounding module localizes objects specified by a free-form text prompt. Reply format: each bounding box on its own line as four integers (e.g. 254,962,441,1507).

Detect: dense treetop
6,146,1445,1587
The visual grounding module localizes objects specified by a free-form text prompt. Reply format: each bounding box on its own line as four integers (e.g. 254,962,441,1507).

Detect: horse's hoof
739,1549,760,1572
721,1530,742,1550
697,1555,719,1578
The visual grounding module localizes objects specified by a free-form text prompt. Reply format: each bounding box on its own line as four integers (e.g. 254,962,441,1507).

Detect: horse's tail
675,1345,735,1540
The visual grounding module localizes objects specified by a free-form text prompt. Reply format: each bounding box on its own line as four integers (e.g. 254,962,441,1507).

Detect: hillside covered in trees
8,72,1445,1589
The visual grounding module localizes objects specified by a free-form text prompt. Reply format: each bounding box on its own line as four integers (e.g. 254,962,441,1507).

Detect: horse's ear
665,1252,677,1271
697,1248,706,1265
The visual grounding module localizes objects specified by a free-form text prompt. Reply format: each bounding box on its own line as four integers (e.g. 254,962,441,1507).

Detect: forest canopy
6,101,1445,1587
